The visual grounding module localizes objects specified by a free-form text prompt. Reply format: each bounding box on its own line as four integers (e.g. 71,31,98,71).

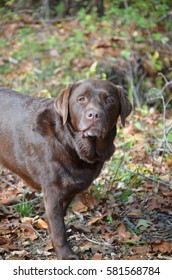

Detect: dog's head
54,79,132,138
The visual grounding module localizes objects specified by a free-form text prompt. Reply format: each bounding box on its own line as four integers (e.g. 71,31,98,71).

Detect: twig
127,60,141,107
157,75,172,154
166,123,172,135
81,233,113,248
113,156,125,181
136,72,146,94
7,195,43,208
157,255,172,260
0,176,32,194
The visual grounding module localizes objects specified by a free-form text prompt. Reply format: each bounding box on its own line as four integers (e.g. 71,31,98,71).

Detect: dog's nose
86,109,103,120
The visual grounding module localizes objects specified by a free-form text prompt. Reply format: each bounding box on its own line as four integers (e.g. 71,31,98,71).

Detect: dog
0,79,132,259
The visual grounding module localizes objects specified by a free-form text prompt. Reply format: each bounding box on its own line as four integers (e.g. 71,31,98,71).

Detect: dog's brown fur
0,79,132,259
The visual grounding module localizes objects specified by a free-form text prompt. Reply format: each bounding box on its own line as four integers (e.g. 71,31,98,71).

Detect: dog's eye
78,96,86,103
105,97,115,104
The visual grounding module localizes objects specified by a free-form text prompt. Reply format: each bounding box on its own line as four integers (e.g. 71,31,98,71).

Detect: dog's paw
65,254,79,260
56,246,79,260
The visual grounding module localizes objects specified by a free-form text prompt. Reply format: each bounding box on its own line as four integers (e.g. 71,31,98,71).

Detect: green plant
93,183,105,200
105,0,171,31
118,189,133,202
17,28,35,38
78,8,97,32
14,197,34,217
107,215,113,224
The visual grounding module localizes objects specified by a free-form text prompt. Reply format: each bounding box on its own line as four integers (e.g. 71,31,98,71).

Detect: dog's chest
60,160,103,191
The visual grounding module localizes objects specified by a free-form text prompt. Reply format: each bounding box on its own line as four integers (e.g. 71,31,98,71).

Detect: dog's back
0,88,47,189
0,88,28,166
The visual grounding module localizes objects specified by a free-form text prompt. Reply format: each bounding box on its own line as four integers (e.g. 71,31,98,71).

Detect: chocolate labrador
0,79,132,259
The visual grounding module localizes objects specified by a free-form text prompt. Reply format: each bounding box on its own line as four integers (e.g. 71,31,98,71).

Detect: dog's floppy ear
54,84,73,125
117,86,132,127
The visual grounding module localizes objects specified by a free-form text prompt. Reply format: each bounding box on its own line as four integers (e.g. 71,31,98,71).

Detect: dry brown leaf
0,236,8,245
77,191,98,209
72,201,88,212
34,218,48,229
92,253,102,260
162,191,172,197
87,216,101,226
130,233,142,242
117,223,131,241
143,59,157,76
123,124,135,135
72,58,92,68
18,225,38,241
127,209,142,216
147,198,162,211
80,242,92,252
21,217,33,225
152,241,172,253
132,245,150,256
28,232,38,241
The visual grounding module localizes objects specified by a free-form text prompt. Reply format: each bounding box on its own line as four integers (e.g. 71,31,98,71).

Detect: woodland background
0,0,172,260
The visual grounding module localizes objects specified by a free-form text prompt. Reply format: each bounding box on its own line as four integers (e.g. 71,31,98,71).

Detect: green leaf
107,216,113,224
136,219,152,229
89,61,98,75
121,50,131,60
167,130,172,142
134,121,142,130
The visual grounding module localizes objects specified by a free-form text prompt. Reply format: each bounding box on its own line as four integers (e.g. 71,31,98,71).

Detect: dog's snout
86,109,103,121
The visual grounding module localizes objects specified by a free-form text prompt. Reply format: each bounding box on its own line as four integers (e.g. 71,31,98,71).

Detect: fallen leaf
147,198,162,211
0,236,8,245
136,219,152,229
132,245,150,257
127,209,142,217
152,241,172,253
8,250,34,260
34,218,48,229
143,59,157,76
87,216,101,226
92,253,102,260
123,124,135,135
72,201,88,213
117,223,131,241
78,191,98,209
162,191,172,197
21,217,33,225
36,249,51,256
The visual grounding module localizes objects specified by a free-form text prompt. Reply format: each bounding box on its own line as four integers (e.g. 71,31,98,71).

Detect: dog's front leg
43,186,78,260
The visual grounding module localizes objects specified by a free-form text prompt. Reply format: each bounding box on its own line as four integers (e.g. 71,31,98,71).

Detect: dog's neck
64,121,116,164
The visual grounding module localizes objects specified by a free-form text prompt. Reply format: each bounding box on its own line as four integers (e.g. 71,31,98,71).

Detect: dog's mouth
79,125,107,139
